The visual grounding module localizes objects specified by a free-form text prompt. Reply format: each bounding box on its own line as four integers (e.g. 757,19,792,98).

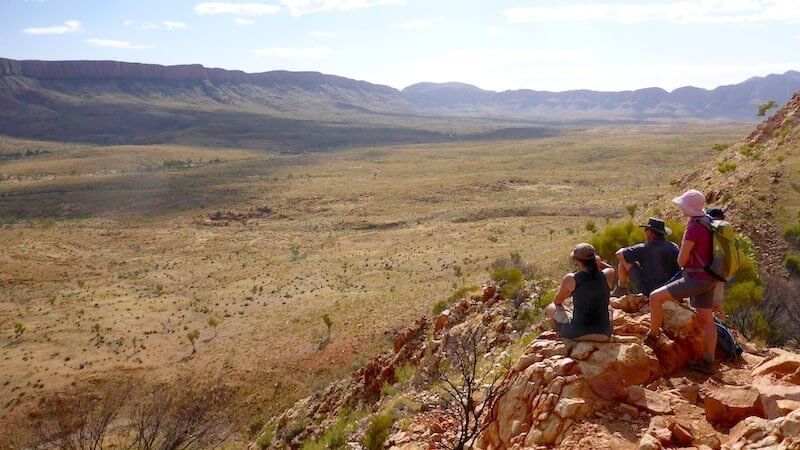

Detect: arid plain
0,124,748,435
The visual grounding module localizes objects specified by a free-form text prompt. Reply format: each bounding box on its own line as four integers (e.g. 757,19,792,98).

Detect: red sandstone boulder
704,385,765,424
752,349,800,383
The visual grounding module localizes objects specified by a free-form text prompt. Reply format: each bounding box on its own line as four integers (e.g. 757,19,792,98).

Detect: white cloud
280,0,405,16
194,2,280,16
506,0,800,25
253,47,330,58
311,31,337,37
23,19,82,35
126,20,188,30
392,19,431,30
163,21,188,30
486,26,503,37
86,38,152,49
235,17,256,25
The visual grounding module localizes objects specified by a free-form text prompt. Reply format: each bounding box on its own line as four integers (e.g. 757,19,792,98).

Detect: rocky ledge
476,295,800,449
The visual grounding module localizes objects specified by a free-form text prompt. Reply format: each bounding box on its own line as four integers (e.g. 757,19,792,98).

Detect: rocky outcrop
726,408,800,449
478,301,702,448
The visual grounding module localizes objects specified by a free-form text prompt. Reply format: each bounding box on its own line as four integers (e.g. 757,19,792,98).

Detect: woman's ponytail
580,257,599,279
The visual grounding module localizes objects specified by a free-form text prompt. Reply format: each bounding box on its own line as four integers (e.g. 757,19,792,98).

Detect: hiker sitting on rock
545,243,614,342
612,218,680,297
646,189,720,374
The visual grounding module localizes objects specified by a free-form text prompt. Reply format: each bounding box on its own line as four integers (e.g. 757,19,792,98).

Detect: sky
2,0,800,92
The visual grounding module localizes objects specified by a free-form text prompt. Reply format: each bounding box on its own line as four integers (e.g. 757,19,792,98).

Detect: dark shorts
664,275,717,309
553,310,611,339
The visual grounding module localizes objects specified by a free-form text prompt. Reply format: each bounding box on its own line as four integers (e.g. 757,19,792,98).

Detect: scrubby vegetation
589,220,684,262
739,145,761,159
717,161,737,173
363,413,394,450
9,378,232,449
757,100,778,116
489,251,537,305
785,254,800,276
783,213,800,247
712,143,729,151
433,285,479,315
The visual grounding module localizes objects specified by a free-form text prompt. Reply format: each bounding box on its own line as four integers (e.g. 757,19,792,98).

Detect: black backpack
715,318,743,360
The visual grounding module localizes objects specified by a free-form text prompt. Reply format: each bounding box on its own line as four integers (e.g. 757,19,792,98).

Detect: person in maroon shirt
645,189,719,375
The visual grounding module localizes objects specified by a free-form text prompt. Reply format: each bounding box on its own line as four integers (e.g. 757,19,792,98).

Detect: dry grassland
0,124,748,432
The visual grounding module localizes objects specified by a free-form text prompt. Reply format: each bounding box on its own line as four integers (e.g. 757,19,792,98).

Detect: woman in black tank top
544,243,614,340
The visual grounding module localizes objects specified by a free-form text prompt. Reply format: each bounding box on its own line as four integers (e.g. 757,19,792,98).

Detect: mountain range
1,57,799,149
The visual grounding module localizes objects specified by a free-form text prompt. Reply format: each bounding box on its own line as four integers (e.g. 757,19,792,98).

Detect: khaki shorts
664,275,717,309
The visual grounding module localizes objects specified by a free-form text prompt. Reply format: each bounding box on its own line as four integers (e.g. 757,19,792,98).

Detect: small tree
757,100,778,116
322,314,333,337
187,330,200,355
207,318,219,340
14,322,25,339
438,326,508,450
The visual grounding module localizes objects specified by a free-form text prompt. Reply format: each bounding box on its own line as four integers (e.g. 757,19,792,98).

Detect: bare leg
616,250,631,285
697,307,716,360
648,286,677,335
544,303,557,330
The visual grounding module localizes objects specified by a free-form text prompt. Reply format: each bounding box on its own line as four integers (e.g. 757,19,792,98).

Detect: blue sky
2,0,799,91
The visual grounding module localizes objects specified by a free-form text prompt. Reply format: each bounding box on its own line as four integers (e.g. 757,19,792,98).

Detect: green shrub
775,122,793,140
785,254,800,276
589,219,683,263
739,145,761,159
432,299,449,316
757,100,777,116
717,161,737,173
380,383,397,398
490,267,523,299
363,414,393,450
784,223,800,246
725,280,764,311
724,280,772,341
712,143,730,151
394,364,415,384
433,285,478,315
585,219,597,233
256,427,274,449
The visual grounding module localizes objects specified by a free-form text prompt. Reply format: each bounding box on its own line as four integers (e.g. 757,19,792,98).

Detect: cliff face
0,57,398,93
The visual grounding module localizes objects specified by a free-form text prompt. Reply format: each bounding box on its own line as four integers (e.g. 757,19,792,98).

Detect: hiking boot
610,284,629,298
686,357,714,375
643,332,660,347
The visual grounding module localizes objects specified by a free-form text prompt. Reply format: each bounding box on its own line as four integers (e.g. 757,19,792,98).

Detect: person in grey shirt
612,218,680,297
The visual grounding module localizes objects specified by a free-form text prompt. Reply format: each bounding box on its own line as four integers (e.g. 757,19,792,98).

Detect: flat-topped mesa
0,57,397,93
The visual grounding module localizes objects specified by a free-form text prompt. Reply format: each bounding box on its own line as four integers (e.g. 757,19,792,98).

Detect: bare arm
678,239,695,268
553,273,576,305
596,254,613,270
602,267,616,289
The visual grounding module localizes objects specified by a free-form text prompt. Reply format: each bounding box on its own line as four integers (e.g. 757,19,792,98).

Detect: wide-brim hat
570,243,596,261
672,189,706,217
639,217,672,236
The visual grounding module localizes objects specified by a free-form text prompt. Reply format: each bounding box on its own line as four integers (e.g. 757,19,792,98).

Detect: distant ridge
2,56,800,148
0,57,397,94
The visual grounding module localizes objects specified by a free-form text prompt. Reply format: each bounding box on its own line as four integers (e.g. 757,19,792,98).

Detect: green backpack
694,218,742,282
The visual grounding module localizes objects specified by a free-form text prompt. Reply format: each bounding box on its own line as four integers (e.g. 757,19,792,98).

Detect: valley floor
0,124,749,439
